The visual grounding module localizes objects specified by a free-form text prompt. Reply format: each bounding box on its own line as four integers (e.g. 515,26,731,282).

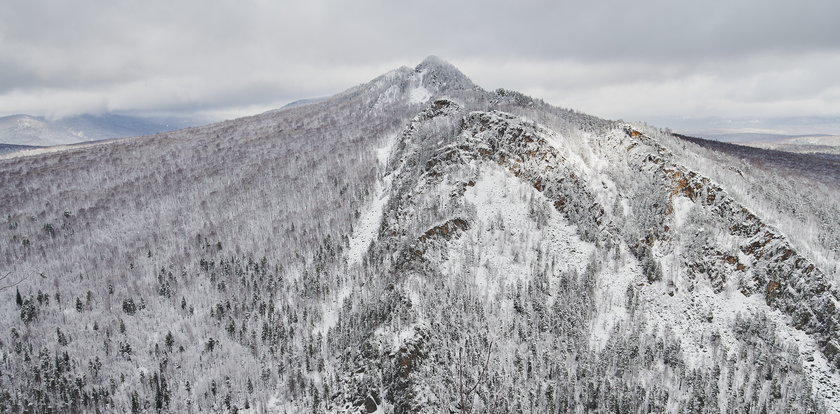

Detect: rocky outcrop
624,126,840,368
332,98,840,413
460,111,606,241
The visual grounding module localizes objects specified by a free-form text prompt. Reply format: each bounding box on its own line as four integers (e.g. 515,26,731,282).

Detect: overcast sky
1,0,838,134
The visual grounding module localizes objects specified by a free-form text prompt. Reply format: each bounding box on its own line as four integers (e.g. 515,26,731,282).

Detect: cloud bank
1,0,838,132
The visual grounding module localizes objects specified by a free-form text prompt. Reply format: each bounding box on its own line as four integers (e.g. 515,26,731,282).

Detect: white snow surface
588,245,642,351
315,284,353,337
408,69,431,104
345,178,389,266
409,85,431,104
431,161,642,354
671,194,694,228
345,139,396,266
448,161,599,310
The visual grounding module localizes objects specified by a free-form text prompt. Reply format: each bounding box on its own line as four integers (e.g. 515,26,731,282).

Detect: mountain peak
416,55,449,68
414,55,476,91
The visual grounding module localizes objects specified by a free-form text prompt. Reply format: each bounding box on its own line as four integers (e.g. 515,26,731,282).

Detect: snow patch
458,162,595,297
588,245,641,350
409,69,431,104
374,322,424,351
375,142,392,166
315,284,352,336
344,179,386,259
409,86,431,104
346,138,397,266
671,194,694,228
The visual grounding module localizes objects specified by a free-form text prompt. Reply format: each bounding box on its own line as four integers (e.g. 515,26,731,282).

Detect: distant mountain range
738,134,840,155
0,101,335,153
0,113,204,147
676,131,840,157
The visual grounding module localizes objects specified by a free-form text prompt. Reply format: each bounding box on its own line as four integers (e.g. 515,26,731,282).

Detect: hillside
1,57,838,413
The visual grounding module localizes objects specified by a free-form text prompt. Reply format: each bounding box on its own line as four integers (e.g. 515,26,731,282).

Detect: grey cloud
0,0,838,133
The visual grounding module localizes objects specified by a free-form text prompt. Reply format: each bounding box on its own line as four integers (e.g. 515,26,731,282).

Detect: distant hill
739,134,840,155
674,133,840,187
0,113,203,147
0,143,41,155
691,132,820,143
279,97,327,110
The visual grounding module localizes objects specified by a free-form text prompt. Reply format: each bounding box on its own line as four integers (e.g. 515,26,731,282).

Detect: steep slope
327,98,839,413
0,58,838,413
0,57,475,413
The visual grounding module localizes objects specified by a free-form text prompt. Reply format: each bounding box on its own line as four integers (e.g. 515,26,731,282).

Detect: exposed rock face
623,126,840,369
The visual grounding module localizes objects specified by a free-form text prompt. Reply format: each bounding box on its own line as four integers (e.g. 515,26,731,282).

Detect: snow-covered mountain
1,57,838,413
0,113,200,147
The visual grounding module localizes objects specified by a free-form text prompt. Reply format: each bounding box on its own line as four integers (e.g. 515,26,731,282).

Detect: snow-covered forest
1,57,839,413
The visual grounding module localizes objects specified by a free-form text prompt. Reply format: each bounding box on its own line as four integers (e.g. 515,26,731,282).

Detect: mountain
0,57,838,413
0,113,201,147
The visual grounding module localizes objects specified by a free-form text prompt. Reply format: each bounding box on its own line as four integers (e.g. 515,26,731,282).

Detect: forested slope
1,57,838,413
